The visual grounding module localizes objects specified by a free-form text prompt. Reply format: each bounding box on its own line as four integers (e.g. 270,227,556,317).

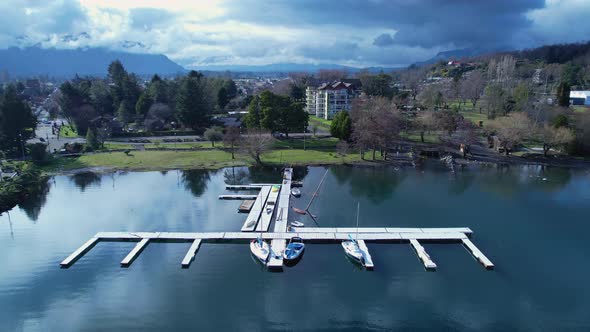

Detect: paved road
28,121,85,152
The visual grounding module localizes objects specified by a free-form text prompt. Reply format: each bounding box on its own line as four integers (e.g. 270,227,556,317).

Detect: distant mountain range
412,48,503,67
194,63,401,73
0,47,185,78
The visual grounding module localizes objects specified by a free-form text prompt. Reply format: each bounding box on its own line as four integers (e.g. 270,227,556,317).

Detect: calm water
1,165,590,331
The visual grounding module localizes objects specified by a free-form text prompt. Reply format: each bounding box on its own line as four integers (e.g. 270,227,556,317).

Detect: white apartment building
305,81,360,120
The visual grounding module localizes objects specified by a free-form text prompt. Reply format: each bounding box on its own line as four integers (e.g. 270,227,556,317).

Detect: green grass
42,146,364,173
59,125,78,138
572,105,589,113
103,143,134,150
262,149,360,165
400,132,441,144
273,137,338,149
309,116,332,130
144,142,218,149
458,109,488,125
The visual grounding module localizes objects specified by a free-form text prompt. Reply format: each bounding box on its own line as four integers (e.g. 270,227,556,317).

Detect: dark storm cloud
223,0,546,49
373,33,394,47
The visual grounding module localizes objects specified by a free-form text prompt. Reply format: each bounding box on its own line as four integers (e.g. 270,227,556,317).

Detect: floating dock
268,169,293,269
181,239,202,268
238,200,255,213
254,185,281,232
226,185,264,190
60,168,495,272
357,240,374,269
410,239,437,270
241,186,272,231
218,194,258,200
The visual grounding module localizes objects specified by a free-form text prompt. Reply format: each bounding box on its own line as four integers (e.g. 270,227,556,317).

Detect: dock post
60,237,100,268
461,238,494,270
120,238,150,267
181,239,202,268
409,239,437,270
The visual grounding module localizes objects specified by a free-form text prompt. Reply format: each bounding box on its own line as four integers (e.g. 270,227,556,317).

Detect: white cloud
0,0,588,68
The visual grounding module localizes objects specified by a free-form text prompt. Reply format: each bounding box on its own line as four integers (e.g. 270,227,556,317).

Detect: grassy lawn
262,149,360,165
273,137,338,149
309,116,332,131
59,125,78,138
400,132,441,144
144,142,218,149
572,105,589,113
43,147,363,173
103,143,134,150
458,109,488,126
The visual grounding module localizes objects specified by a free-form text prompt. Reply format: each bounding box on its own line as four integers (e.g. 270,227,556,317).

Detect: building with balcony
305,80,360,120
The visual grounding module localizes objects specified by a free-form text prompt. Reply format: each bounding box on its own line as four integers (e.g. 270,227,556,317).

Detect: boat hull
342,241,365,266
250,239,270,263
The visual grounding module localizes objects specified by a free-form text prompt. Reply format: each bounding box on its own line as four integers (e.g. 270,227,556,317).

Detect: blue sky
1,0,589,68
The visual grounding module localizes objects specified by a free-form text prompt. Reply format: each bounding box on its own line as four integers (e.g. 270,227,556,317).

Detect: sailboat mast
355,202,360,241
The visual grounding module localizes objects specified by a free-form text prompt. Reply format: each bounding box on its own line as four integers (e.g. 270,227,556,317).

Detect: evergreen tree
330,111,352,141
136,92,153,117
0,85,36,151
117,100,134,126
176,74,211,129
556,82,571,107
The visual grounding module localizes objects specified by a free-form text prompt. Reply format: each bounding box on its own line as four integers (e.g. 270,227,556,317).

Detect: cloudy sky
1,0,589,68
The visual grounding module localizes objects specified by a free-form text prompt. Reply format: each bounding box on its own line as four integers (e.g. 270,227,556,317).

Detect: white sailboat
342,202,368,267
250,235,270,263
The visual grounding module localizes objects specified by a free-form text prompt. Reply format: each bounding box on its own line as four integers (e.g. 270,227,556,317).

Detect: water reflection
331,166,406,204
70,172,101,192
18,177,51,222
181,169,213,197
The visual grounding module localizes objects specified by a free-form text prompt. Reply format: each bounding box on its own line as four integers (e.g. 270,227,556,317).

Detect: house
305,80,361,120
570,91,590,106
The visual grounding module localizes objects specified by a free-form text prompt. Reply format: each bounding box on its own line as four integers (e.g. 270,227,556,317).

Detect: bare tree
240,129,274,165
223,126,241,159
414,110,436,143
351,97,402,160
418,85,444,110
488,113,534,155
448,119,479,157
461,70,485,110
317,69,348,82
539,125,574,157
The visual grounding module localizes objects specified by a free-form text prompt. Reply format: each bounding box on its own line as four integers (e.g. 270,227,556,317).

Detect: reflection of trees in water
247,166,282,184
182,169,212,197
19,177,51,222
70,172,102,192
527,166,572,192
224,167,249,185
331,166,405,204
292,166,309,181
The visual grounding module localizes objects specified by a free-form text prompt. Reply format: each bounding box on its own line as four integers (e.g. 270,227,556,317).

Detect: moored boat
283,237,305,262
250,238,270,263
290,220,304,227
291,188,301,197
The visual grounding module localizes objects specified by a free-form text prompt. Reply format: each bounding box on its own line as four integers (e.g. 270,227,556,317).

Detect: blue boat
283,237,305,261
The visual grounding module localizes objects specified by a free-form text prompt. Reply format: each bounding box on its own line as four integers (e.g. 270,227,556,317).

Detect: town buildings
305,80,361,119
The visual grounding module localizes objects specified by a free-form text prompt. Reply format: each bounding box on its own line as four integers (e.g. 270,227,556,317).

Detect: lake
1,165,590,331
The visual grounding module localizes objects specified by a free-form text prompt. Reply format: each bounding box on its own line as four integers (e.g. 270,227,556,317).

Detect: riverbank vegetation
0,163,47,213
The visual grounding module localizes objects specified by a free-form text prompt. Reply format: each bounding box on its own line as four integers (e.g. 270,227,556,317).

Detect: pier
60,168,494,271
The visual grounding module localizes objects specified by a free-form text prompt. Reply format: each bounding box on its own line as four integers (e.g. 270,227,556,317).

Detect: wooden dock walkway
181,239,202,268
268,169,293,269
121,238,150,267
410,239,437,270
254,185,281,232
226,185,264,190
241,186,272,231
357,240,374,270
219,194,258,200
462,238,494,269
238,200,255,212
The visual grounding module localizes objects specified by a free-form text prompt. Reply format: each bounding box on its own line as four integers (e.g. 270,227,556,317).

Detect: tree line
59,61,238,138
